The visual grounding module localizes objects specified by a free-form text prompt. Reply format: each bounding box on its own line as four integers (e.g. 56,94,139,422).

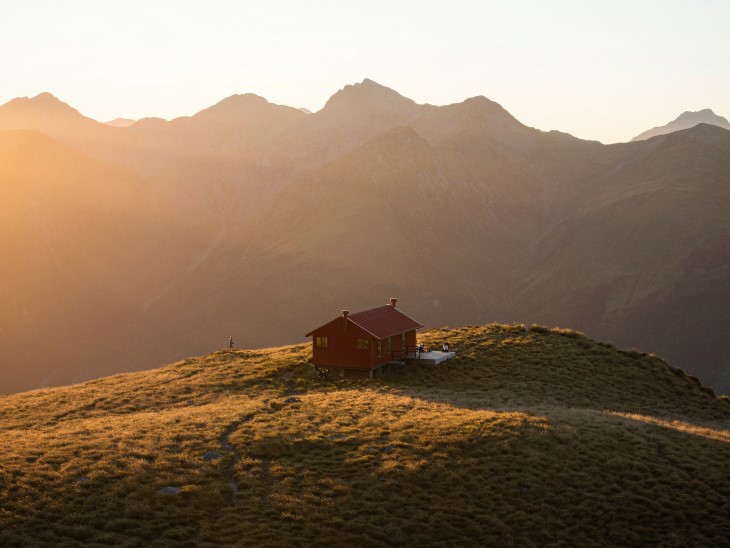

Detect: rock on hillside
0,325,728,546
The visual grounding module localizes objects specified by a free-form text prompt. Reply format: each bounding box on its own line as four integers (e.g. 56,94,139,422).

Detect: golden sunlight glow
608,411,730,443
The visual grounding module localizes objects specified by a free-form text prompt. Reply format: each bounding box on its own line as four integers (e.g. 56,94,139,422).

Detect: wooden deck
319,350,457,379
405,350,456,365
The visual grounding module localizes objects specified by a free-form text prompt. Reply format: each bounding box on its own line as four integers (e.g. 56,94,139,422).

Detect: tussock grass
0,326,728,546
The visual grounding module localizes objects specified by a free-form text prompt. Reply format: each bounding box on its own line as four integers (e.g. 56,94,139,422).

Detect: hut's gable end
308,317,374,369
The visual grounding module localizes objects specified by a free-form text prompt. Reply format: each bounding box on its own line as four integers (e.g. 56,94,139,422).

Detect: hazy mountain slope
410,95,615,223
137,116,595,356
0,92,100,137
134,96,635,374
0,130,208,393
632,108,730,141
131,98,632,368
270,79,434,174
136,126,496,356
127,93,307,165
0,92,306,220
508,124,730,390
0,92,135,168
0,325,727,546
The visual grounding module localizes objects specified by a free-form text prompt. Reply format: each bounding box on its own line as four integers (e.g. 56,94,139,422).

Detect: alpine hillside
0,325,728,545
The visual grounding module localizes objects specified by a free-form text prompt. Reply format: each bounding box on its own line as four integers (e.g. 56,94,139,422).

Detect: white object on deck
406,350,456,365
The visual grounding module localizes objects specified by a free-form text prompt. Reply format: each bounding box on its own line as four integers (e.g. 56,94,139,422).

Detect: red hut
306,298,423,378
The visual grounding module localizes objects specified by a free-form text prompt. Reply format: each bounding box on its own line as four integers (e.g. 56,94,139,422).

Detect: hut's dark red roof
306,304,423,339
348,305,423,339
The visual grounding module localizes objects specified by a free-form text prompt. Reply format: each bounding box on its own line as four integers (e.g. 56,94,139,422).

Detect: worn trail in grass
0,324,728,546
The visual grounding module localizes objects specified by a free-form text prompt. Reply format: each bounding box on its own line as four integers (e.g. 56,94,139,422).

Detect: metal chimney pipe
389,298,397,308
342,310,349,331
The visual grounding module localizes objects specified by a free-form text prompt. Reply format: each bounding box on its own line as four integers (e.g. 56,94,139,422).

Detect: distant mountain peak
103,117,136,128
192,92,304,122
322,78,419,115
33,91,62,103
218,92,269,105
195,93,269,114
675,109,728,125
632,108,730,141
437,94,524,130
0,92,95,133
461,95,511,113
2,92,80,115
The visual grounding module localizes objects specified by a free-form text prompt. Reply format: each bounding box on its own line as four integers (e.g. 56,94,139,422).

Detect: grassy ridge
0,324,728,546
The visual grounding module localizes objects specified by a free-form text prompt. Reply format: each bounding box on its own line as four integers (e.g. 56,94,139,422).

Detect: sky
1,0,729,143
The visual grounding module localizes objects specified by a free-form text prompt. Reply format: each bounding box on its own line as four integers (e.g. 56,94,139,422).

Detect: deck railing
391,345,421,362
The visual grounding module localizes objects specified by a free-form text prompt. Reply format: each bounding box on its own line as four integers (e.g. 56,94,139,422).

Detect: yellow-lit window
377,340,382,357
387,337,392,353
316,336,328,348
356,338,369,350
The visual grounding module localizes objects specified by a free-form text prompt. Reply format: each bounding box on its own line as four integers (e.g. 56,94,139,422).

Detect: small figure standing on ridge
229,336,234,350
442,341,450,352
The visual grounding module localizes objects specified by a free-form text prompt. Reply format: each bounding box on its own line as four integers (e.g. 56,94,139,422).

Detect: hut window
377,340,382,357
356,338,369,350
387,337,392,352
316,336,328,348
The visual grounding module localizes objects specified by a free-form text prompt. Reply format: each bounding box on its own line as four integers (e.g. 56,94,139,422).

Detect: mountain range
0,80,729,395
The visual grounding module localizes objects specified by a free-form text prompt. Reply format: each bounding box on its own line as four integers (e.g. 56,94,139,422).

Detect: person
443,341,450,352
229,336,234,350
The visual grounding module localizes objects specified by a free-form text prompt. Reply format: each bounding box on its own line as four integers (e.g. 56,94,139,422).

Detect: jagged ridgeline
1,325,728,545
1,81,729,397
